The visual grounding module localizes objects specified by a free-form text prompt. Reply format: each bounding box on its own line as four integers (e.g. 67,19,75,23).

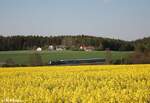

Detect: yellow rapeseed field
0,65,150,103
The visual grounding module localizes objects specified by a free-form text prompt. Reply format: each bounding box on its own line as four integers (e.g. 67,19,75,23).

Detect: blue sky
0,0,150,40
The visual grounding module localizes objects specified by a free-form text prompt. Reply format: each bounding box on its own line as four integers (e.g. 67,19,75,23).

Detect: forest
1,35,149,51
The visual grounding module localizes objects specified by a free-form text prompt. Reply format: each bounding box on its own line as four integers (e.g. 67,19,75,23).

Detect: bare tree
105,48,112,64
29,52,43,66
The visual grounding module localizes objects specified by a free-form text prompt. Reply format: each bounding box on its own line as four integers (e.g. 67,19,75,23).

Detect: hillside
0,35,149,52
0,35,136,51
134,36,150,52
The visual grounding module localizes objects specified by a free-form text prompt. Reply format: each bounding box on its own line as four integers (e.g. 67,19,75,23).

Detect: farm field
0,65,150,103
0,50,131,65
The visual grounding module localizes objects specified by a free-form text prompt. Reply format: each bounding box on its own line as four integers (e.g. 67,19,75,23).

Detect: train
48,58,106,65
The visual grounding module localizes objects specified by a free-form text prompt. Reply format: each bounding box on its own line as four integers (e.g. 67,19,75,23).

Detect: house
56,45,66,51
48,45,54,51
80,46,95,51
36,47,42,52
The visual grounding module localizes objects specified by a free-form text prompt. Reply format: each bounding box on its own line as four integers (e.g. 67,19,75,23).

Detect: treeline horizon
0,35,149,51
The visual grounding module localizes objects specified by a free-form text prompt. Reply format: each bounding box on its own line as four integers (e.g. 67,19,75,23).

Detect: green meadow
0,50,132,65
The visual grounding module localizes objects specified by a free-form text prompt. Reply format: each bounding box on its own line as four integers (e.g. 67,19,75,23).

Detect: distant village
36,45,96,52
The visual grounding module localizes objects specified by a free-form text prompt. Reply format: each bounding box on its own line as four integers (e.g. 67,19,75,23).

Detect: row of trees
0,35,136,51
